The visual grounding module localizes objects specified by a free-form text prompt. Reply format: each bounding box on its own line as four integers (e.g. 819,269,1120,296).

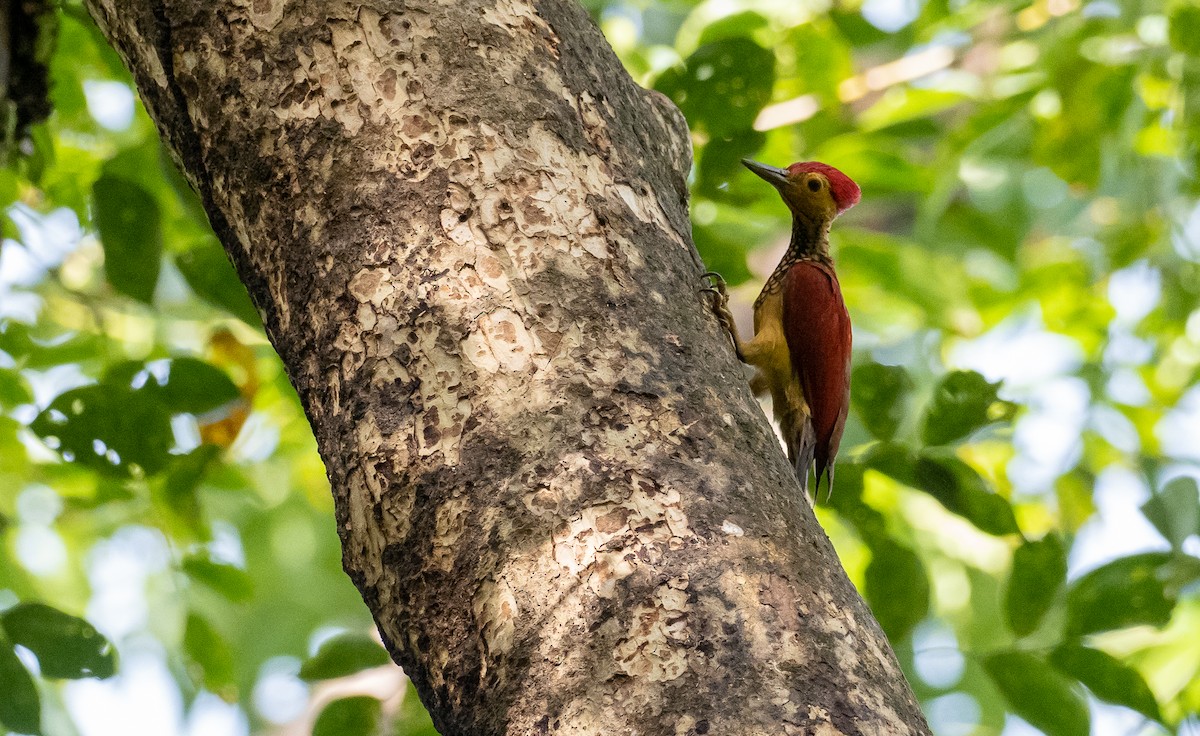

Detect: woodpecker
705,159,860,496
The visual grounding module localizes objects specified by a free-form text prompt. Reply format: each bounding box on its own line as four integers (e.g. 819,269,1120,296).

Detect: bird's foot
700,271,732,322
700,270,727,296
700,271,744,361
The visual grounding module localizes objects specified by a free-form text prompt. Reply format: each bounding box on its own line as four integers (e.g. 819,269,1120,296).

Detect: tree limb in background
1,0,53,151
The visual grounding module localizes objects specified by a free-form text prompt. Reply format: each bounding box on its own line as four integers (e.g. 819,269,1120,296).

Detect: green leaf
312,696,382,736
913,452,1019,535
864,540,929,641
161,147,212,229
823,464,890,544
48,11,130,131
1034,66,1137,188
22,125,55,186
1049,644,1162,723
101,359,148,388
394,681,439,736
0,635,41,735
1170,4,1200,56
983,650,1089,736
1,604,115,679
1161,553,1200,596
183,613,235,693
0,170,19,208
175,242,262,327
861,441,919,488
1006,534,1067,637
860,89,968,134
104,358,241,416
1066,553,1175,636
182,555,253,602
694,225,754,288
1141,476,1200,550
851,363,913,441
922,370,1013,446
655,37,775,137
93,175,162,304
0,321,105,369
0,368,33,409
97,142,167,196
827,7,892,46
783,22,853,103
299,633,392,681
154,358,241,415
30,384,174,477
694,10,768,47
0,415,29,478
696,131,766,197
160,445,221,536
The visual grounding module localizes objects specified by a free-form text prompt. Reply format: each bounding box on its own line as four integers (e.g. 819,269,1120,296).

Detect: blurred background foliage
0,0,1199,734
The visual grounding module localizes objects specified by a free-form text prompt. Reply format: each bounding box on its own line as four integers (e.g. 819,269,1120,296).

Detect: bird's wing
782,261,852,493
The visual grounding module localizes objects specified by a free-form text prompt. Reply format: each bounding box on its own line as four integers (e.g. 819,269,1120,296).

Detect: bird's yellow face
742,159,861,223
779,171,840,222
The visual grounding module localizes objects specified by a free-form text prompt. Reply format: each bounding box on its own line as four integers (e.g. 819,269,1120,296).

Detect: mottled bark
84,1,932,734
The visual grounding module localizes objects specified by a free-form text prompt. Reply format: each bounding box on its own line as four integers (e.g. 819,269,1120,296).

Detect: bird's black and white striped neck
754,214,833,308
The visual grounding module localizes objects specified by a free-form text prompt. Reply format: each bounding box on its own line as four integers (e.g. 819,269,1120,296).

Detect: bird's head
742,159,861,222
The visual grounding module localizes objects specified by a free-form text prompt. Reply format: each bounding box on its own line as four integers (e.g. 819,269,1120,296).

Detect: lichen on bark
85,0,933,734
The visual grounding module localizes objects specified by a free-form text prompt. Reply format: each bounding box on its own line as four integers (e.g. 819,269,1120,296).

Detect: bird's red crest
786,162,861,214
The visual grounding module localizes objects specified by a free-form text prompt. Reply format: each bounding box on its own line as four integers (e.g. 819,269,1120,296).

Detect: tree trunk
84,1,932,733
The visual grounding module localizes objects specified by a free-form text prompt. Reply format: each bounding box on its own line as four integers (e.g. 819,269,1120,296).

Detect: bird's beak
741,159,789,188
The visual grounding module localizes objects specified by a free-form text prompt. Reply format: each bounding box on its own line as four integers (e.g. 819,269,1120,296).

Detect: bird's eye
807,179,822,192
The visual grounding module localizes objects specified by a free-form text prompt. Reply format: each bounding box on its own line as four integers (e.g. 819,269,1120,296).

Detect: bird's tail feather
785,415,817,496
814,457,835,501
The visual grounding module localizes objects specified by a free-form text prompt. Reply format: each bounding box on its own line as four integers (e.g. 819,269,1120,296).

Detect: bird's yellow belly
747,291,809,419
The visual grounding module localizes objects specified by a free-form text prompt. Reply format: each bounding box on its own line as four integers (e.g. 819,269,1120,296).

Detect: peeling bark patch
613,575,691,682
474,575,519,657
462,308,539,374
547,471,691,598
432,497,470,571
248,0,284,30
349,266,395,304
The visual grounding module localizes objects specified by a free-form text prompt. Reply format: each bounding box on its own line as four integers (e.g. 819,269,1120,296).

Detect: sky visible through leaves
2,0,1200,735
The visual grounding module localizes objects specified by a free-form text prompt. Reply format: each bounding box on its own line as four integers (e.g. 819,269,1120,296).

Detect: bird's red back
782,261,852,491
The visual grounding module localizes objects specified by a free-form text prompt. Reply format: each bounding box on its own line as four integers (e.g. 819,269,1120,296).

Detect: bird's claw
700,271,743,361
700,271,731,314
700,271,729,301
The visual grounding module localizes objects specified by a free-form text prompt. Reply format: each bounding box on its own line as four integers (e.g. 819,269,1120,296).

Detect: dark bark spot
423,407,441,445
380,68,397,99
594,507,629,533
382,542,406,568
